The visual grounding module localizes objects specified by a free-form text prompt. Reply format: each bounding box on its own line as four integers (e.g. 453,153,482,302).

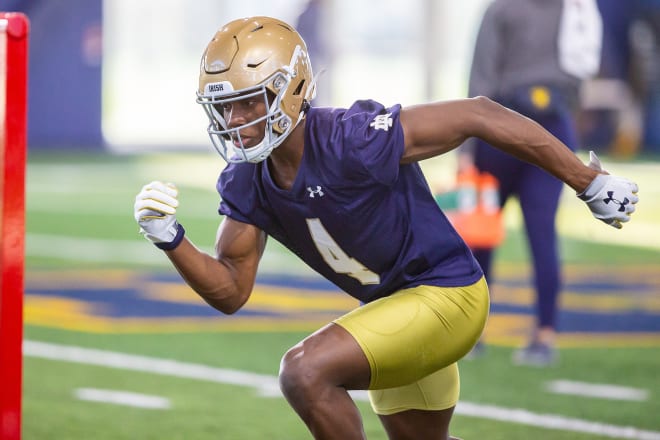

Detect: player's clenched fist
578,151,639,229
134,181,185,249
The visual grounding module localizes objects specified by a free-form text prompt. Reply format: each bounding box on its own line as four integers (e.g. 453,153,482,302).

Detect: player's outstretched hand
134,181,185,249
577,151,639,229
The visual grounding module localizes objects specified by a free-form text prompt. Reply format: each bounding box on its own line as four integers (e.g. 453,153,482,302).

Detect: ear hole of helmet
293,79,305,96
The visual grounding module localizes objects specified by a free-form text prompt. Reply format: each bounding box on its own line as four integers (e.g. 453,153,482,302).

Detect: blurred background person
295,0,333,105
579,0,642,157
629,0,660,152
458,0,603,366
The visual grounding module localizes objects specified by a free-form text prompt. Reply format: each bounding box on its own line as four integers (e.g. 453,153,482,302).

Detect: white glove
134,181,185,249
577,151,639,229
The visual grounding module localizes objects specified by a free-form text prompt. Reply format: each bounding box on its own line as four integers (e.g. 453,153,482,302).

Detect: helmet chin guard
197,75,291,163
196,17,315,163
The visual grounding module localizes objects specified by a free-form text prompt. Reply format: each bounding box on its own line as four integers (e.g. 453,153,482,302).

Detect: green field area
22,151,660,439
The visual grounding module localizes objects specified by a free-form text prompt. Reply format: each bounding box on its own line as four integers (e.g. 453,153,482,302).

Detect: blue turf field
25,265,660,347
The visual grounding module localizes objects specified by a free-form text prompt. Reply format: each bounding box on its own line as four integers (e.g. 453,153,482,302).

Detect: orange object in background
436,167,505,250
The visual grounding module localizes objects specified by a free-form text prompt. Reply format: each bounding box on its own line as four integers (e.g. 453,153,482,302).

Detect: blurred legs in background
470,109,577,366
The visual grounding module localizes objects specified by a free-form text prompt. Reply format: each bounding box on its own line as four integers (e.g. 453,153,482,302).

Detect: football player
134,16,638,440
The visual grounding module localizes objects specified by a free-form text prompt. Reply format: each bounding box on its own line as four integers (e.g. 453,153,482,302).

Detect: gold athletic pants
334,277,489,414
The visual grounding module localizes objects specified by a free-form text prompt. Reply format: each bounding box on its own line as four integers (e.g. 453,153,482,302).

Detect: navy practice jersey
217,100,483,303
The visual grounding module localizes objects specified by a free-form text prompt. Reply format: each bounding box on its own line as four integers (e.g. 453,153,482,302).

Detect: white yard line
25,234,316,276
26,234,167,265
546,380,649,402
74,388,171,409
457,402,659,440
24,340,660,440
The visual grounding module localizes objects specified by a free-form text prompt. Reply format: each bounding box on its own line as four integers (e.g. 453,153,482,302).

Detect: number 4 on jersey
306,218,380,285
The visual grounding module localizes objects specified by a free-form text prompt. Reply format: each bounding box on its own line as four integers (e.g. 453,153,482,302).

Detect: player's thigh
369,362,459,415
378,407,455,440
333,278,489,390
373,365,461,439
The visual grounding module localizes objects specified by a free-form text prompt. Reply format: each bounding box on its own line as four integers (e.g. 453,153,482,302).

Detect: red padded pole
0,12,29,440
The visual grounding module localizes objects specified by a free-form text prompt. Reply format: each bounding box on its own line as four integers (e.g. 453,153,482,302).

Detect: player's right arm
166,217,265,314
134,181,266,314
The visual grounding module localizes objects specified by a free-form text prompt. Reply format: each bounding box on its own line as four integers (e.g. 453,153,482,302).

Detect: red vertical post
0,12,29,440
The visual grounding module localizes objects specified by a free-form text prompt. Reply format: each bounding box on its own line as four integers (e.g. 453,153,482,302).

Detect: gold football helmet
197,16,316,163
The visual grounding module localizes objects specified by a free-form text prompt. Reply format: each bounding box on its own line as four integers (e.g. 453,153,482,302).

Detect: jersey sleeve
217,162,270,228
340,100,405,186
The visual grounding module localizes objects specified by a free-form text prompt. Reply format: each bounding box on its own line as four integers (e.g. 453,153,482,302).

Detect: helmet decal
204,81,235,97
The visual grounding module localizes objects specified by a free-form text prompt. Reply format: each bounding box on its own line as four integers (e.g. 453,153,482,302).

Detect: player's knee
278,345,322,400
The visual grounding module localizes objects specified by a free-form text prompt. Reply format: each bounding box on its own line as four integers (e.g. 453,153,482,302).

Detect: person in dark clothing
459,0,603,365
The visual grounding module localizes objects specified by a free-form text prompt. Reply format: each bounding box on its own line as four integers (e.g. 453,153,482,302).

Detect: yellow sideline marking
23,295,345,334
26,269,144,288
23,262,660,344
490,287,660,312
23,293,660,347
482,314,660,348
142,281,359,311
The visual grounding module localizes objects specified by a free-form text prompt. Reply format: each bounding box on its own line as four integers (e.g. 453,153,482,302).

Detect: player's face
216,95,268,148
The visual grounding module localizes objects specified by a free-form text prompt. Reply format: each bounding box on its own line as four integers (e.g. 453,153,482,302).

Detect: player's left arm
399,96,639,228
400,97,590,189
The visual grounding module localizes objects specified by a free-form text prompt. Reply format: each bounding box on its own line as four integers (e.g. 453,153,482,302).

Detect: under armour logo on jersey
603,191,629,212
307,186,324,198
370,113,393,131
